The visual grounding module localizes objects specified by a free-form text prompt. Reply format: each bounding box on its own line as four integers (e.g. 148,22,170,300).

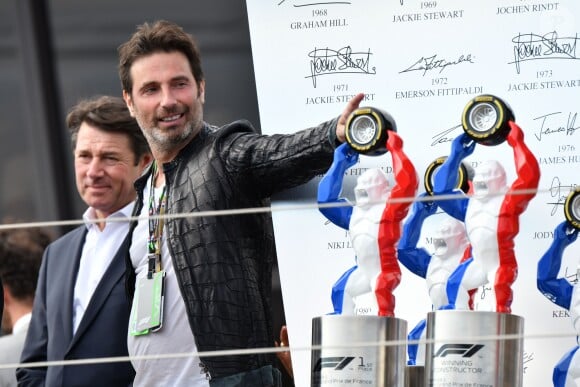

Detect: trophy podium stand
405,365,425,387
424,310,524,386
311,315,407,386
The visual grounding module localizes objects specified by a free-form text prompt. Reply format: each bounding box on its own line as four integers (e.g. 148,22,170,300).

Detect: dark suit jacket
17,226,135,387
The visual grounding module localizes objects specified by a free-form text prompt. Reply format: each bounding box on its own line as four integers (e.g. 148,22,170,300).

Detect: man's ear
140,153,154,171
198,80,206,105
123,90,135,117
2,284,13,307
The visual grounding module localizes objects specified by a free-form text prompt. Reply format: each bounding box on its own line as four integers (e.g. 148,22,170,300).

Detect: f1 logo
434,344,484,358
313,357,355,372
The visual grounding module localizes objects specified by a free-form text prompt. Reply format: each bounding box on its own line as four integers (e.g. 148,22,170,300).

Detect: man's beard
143,119,198,153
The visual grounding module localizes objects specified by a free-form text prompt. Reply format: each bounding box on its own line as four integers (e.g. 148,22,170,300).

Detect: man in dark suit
17,96,152,386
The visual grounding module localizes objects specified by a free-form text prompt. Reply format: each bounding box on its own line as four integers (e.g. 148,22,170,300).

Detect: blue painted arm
432,133,475,221
407,318,427,366
553,346,580,387
318,143,359,230
537,221,578,310
329,265,358,315
398,193,438,278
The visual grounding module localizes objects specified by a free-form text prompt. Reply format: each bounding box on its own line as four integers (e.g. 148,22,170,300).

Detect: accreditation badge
130,270,165,336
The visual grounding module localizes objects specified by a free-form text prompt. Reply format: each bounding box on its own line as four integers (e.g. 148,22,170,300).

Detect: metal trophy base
424,310,524,387
405,365,425,387
311,315,407,387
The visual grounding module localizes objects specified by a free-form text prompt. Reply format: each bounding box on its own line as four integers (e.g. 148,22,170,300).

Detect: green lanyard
147,162,167,279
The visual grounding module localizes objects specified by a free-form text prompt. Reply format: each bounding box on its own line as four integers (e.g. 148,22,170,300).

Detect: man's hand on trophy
336,93,365,143
344,106,396,156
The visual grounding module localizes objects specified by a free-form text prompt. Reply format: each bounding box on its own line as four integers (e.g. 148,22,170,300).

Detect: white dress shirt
72,203,134,334
11,313,31,335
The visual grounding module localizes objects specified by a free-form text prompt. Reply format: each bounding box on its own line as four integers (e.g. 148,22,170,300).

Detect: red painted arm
375,131,419,316
503,121,540,216
379,131,419,247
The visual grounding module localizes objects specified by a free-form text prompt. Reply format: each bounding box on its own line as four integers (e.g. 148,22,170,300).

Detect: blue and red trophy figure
537,188,580,386
432,94,540,313
318,107,418,317
398,158,475,365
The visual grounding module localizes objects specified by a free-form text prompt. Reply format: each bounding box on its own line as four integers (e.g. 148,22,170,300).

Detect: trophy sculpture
398,158,474,373
313,107,418,386
537,187,580,386
425,94,541,387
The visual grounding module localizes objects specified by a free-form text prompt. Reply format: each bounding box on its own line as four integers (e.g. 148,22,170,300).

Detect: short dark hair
66,95,150,165
0,227,53,303
118,20,204,95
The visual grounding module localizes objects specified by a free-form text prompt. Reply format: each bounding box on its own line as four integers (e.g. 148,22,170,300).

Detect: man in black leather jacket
119,20,365,386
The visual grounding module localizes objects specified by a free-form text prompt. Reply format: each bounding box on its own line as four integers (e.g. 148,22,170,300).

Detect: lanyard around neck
147,162,167,278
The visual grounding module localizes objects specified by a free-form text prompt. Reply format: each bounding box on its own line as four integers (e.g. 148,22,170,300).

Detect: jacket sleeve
16,248,49,386
220,118,339,199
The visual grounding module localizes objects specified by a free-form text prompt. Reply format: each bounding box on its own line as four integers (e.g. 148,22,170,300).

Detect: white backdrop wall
246,1,580,386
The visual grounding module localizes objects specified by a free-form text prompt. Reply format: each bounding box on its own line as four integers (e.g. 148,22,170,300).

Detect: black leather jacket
127,118,338,381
